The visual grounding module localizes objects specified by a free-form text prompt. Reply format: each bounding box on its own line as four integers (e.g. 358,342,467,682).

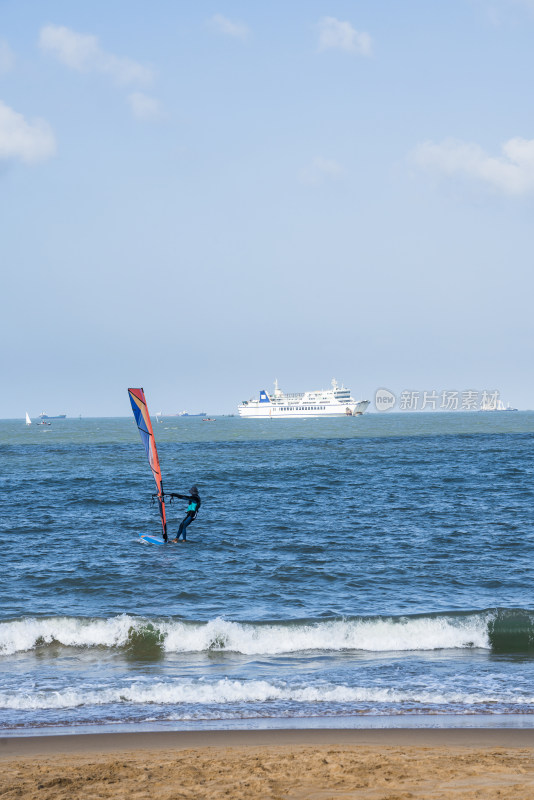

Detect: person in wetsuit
169,486,201,542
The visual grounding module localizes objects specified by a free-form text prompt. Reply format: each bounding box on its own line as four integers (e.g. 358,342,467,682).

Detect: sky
1,0,533,416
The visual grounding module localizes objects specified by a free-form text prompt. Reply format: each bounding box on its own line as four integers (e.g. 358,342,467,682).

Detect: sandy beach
1,728,534,799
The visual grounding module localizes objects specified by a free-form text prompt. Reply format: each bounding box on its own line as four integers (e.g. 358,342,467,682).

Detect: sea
1,411,533,736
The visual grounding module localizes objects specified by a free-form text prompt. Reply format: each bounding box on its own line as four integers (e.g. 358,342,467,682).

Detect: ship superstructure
238,379,370,418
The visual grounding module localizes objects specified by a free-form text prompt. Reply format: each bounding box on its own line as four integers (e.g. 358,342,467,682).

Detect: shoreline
3,726,534,757
3,712,534,740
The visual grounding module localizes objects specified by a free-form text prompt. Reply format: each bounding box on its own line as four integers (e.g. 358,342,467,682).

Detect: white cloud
413,137,534,195
39,24,154,86
479,0,534,26
299,157,343,186
504,0,534,12
209,14,249,40
0,100,56,164
128,92,162,121
317,17,372,56
0,40,15,76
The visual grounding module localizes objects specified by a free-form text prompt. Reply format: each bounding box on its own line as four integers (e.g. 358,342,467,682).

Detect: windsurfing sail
128,388,168,540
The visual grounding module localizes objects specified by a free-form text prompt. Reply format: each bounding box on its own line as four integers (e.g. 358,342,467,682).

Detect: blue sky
1,0,533,416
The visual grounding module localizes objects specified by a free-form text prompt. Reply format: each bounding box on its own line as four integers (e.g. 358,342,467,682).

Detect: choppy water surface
0,412,533,731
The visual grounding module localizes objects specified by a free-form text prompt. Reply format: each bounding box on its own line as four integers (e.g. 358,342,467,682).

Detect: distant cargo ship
239,379,370,418
39,412,66,419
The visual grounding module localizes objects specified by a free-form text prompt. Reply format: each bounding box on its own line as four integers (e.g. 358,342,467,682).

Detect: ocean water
0,412,533,734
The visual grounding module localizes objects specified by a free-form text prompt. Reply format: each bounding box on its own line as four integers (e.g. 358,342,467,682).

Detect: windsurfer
169,486,201,542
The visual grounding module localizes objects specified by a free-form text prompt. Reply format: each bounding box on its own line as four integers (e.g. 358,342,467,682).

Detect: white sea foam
164,615,490,655
0,615,137,655
0,613,491,657
0,677,530,711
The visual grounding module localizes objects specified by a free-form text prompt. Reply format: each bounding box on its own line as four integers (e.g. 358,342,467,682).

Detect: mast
128,388,168,540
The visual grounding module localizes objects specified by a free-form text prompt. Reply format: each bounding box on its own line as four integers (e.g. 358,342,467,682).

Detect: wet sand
1,728,534,799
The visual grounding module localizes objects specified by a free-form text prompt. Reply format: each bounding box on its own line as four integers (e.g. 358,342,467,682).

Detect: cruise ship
238,379,370,418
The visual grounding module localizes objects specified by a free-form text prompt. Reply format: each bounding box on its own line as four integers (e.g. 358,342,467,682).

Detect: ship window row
276,406,326,411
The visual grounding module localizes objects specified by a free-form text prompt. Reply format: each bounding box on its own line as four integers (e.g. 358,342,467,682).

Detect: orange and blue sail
128,388,168,541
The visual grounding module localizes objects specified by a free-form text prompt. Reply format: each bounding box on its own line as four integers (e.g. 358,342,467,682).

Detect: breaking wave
1,608,533,657
1,677,533,713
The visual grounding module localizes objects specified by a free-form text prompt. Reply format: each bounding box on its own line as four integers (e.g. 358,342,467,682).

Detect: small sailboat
25,412,32,426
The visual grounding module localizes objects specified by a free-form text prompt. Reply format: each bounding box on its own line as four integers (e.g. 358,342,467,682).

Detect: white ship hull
238,379,370,419
239,401,370,418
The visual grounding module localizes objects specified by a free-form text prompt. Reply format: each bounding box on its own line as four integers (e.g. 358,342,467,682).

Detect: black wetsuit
170,492,201,540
